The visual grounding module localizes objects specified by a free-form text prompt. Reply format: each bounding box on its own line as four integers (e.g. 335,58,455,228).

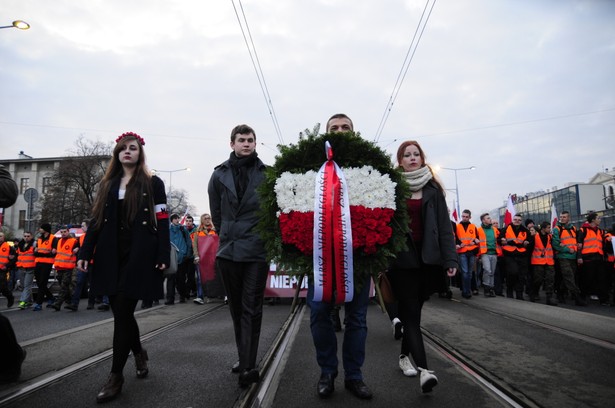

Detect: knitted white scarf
402,166,432,192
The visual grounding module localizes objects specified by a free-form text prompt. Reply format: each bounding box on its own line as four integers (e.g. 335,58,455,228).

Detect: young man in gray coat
208,124,268,388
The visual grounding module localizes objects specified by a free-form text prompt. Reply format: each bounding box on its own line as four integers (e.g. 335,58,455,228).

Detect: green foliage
257,131,410,289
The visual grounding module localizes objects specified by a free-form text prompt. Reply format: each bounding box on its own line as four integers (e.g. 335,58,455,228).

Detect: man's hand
77,259,88,272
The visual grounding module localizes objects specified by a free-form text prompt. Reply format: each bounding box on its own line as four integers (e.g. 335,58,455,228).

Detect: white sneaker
418,367,438,393
398,355,418,377
193,297,205,305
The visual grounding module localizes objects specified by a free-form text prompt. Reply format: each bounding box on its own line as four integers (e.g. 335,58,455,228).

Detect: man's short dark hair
586,212,598,223
186,215,193,222
170,214,180,221
480,212,489,222
462,209,471,216
540,221,550,229
561,210,570,215
230,124,256,142
326,113,354,132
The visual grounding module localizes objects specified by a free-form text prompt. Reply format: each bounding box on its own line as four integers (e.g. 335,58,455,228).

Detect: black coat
79,175,170,300
208,156,267,262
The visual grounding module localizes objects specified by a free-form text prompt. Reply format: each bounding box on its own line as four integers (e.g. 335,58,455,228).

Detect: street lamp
437,166,476,217
152,167,190,193
0,20,31,30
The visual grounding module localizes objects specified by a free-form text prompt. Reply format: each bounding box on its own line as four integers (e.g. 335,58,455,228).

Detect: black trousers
34,262,54,304
109,294,141,374
217,258,268,371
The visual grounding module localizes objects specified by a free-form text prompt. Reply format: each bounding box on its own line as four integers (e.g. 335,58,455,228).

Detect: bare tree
40,136,112,226
166,187,197,217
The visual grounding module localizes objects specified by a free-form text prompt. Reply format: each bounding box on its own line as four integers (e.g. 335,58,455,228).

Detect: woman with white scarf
387,140,458,393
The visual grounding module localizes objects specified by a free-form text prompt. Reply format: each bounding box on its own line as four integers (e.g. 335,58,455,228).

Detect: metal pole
454,169,461,217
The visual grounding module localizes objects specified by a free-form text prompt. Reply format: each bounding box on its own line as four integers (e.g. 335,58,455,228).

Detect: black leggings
109,294,141,374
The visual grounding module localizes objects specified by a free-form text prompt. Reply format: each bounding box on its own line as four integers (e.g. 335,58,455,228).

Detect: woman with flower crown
387,140,458,394
77,132,170,403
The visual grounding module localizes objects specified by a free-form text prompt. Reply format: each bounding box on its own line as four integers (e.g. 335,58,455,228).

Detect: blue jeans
19,268,35,303
458,252,475,296
307,278,370,380
195,264,203,298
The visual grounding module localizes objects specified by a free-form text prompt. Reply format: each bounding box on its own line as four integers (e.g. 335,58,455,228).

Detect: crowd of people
2,116,613,404
448,208,615,307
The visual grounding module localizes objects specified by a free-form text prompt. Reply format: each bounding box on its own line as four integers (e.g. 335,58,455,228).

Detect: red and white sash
312,141,354,304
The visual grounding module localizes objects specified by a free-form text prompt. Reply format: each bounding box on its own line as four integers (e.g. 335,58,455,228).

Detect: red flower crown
115,132,145,146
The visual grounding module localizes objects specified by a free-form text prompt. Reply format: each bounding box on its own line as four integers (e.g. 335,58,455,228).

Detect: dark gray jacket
208,157,267,262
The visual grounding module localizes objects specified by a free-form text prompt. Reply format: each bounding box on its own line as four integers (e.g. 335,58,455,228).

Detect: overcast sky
2,0,614,222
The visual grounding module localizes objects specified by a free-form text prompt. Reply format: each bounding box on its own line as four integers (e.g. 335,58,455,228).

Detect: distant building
0,152,110,237
495,168,615,230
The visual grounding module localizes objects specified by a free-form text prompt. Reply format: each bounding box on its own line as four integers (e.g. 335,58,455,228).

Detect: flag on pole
179,208,189,225
504,195,516,226
451,200,458,222
550,202,558,228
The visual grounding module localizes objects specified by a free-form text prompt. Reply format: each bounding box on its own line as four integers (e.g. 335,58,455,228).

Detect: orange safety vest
477,226,502,256
531,234,554,265
580,227,604,256
502,225,528,254
17,244,36,269
0,242,11,270
53,237,78,270
555,226,577,254
36,237,56,264
456,223,479,253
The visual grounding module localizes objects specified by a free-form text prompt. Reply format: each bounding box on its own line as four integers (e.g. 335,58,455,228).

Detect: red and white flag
179,209,189,225
451,200,458,222
504,195,516,226
550,202,558,228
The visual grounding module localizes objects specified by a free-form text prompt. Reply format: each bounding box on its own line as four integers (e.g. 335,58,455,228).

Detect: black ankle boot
96,373,124,403
134,349,149,378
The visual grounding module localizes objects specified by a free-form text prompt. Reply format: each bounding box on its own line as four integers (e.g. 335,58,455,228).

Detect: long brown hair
396,140,445,194
91,134,154,229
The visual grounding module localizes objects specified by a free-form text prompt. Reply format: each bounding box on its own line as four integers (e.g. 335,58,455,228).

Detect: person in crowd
16,231,36,308
32,223,58,311
552,211,586,306
500,214,530,299
69,221,93,311
577,212,608,304
456,209,480,298
167,213,192,304
388,140,458,394
0,164,27,380
477,213,499,297
524,219,537,297
77,131,169,403
305,114,373,400
192,213,217,305
51,225,80,311
604,225,615,306
528,221,558,305
491,219,505,296
184,215,198,298
0,232,16,307
208,124,268,389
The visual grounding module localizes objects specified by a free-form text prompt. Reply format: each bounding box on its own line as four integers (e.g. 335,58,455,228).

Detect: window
20,178,29,194
19,210,26,229
43,177,52,194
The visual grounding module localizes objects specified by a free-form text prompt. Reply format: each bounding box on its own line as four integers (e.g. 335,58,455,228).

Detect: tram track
0,303,226,406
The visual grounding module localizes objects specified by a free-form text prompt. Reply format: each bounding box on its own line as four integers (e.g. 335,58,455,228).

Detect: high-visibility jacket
531,234,554,265
554,225,577,254
35,237,56,264
580,227,604,256
53,237,78,270
456,223,479,253
0,242,11,270
502,225,528,254
477,226,502,256
17,244,36,269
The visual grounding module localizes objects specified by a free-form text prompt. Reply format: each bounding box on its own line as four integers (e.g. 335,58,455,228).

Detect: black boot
96,373,124,403
134,349,149,378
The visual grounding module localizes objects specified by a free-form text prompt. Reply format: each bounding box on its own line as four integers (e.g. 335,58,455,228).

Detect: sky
1,0,614,222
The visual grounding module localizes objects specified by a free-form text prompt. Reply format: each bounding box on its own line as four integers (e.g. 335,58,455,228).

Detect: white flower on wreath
274,166,396,213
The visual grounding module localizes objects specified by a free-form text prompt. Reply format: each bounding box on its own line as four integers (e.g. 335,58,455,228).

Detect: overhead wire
231,0,285,145
373,0,437,143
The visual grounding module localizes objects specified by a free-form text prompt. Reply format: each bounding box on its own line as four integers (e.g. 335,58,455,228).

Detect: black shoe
574,296,587,306
96,373,124,403
65,304,78,311
7,294,14,308
344,379,373,400
231,361,241,373
98,304,110,311
51,303,61,311
164,300,174,306
179,297,186,303
134,349,149,379
317,373,336,398
393,320,403,340
86,303,95,310
238,369,259,388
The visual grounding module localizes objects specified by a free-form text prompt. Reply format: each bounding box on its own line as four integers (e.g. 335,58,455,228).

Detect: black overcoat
79,175,170,300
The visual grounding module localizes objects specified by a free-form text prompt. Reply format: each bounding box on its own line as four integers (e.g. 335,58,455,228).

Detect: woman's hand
156,263,167,270
446,267,457,277
194,256,200,264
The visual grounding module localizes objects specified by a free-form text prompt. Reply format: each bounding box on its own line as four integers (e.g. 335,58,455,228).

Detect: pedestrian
500,215,530,299
455,209,480,298
77,131,170,403
51,225,80,311
552,211,586,306
529,221,558,305
16,230,36,308
192,213,218,305
387,140,458,393
167,213,193,304
208,124,269,388
0,231,16,307
477,213,500,297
